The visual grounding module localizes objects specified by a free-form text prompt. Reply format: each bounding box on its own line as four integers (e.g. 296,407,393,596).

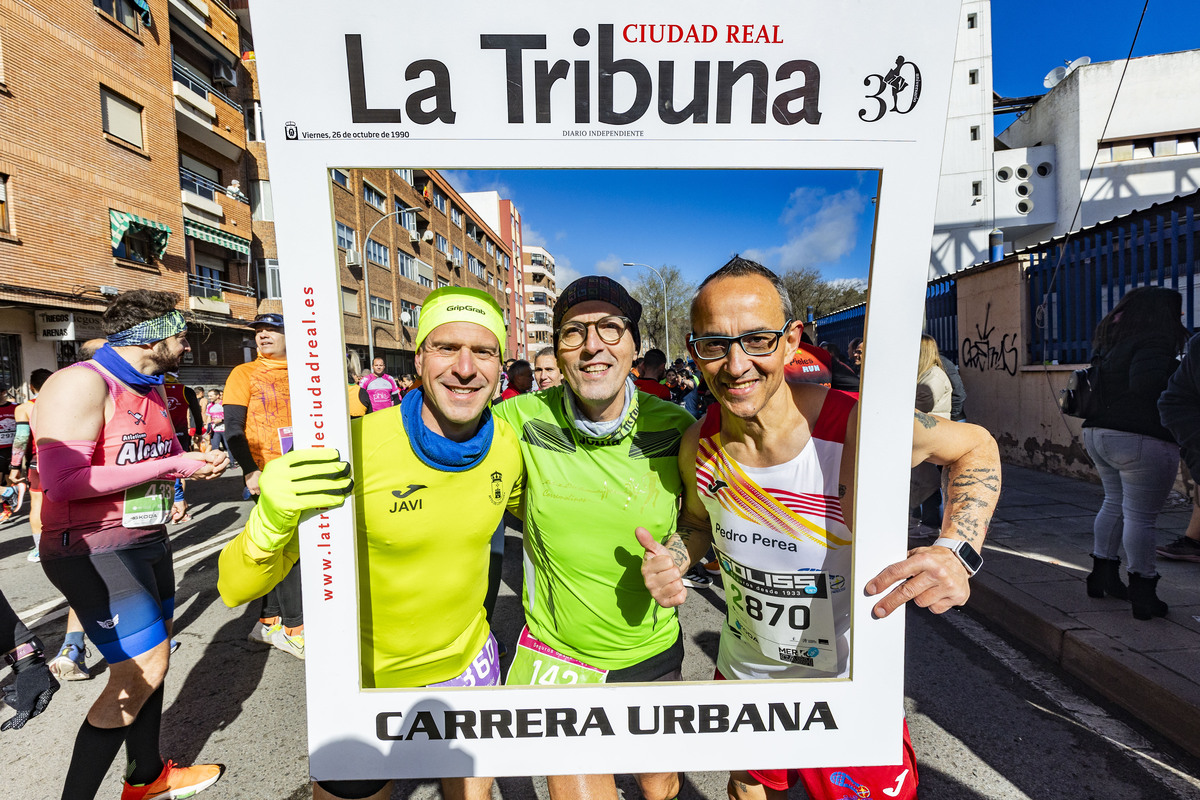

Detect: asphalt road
4,473,1200,799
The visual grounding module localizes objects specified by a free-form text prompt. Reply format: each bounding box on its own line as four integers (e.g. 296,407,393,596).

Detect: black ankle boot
1128,573,1168,620
1086,556,1129,600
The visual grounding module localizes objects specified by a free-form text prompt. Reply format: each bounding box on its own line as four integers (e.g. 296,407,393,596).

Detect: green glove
245,448,353,552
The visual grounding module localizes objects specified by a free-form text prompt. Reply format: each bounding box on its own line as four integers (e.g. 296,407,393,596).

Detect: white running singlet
696,390,856,680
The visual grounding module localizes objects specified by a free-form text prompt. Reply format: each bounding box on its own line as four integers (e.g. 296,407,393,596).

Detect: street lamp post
623,262,668,358
361,206,422,365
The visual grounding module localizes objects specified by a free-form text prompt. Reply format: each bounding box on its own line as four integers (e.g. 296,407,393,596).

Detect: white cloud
441,170,512,202
595,255,624,275
522,225,547,248
743,188,869,272
582,255,633,289
555,255,581,287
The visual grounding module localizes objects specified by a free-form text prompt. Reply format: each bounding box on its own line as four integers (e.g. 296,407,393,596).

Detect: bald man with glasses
639,256,1001,800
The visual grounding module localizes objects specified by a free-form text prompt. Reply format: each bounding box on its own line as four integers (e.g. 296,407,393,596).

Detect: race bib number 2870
720,554,838,673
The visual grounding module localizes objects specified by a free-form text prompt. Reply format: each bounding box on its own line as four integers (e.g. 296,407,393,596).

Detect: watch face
958,542,983,573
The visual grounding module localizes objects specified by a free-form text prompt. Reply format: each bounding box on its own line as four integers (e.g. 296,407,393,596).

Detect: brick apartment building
0,0,530,394
523,244,557,358
0,0,270,393
329,168,512,376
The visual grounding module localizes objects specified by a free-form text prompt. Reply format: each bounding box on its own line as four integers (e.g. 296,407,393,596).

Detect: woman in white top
913,335,952,526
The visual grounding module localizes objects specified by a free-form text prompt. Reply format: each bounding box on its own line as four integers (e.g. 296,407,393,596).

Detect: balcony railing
172,60,243,114
180,166,249,204
528,257,555,275
189,273,254,298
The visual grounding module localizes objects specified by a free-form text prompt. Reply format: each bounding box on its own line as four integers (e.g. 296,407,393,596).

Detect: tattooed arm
638,421,714,608
865,411,1001,618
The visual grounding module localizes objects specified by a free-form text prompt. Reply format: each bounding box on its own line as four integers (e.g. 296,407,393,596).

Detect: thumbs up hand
637,527,688,609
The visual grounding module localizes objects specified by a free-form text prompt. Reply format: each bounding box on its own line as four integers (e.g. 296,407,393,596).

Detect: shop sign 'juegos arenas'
250,0,963,782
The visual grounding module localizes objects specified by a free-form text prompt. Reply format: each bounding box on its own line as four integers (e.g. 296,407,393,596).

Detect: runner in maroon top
35,290,228,800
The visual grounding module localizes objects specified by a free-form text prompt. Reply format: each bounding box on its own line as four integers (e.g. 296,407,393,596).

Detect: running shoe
247,620,281,646
704,560,722,575
682,566,713,588
272,628,305,660
121,760,223,800
1157,535,1200,562
11,482,26,513
48,644,91,681
0,501,11,521
169,640,181,655
26,549,39,563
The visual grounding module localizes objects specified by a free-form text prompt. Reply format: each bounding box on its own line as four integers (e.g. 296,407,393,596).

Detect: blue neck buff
400,387,493,472
92,344,164,393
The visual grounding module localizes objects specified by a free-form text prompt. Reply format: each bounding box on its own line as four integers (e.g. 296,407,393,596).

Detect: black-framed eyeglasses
558,316,632,349
687,320,794,361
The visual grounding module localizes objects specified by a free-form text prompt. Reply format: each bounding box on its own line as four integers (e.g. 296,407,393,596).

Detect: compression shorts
42,538,175,663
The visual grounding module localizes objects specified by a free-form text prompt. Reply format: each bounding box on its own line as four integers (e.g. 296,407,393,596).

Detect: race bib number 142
505,626,607,685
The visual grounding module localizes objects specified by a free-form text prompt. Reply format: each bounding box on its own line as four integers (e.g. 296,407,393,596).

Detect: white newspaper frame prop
253,0,961,780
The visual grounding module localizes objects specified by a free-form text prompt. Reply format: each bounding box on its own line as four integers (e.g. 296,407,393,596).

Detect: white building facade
930,0,996,278
929,0,1200,277
522,244,557,357
996,50,1200,250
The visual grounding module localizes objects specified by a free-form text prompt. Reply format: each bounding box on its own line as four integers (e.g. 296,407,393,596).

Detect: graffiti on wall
961,304,1019,376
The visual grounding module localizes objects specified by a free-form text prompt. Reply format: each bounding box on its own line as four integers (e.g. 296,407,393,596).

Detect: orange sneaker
121,760,223,800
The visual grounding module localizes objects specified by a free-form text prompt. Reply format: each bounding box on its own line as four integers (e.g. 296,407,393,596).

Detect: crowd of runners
2,256,1000,800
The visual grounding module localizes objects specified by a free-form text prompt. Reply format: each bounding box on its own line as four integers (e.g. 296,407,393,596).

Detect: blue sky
445,169,880,290
447,2,1192,291
992,0,1195,104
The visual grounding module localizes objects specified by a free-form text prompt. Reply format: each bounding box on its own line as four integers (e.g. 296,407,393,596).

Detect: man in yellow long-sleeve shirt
218,287,521,800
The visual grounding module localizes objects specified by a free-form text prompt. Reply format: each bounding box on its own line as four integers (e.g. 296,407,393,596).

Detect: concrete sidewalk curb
970,569,1200,760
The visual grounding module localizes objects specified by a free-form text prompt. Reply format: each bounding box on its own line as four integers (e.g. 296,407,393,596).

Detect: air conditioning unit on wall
345,250,361,266
213,61,237,88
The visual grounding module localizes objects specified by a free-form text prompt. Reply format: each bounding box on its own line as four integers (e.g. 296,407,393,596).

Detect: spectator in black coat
1158,332,1200,563
1083,287,1186,620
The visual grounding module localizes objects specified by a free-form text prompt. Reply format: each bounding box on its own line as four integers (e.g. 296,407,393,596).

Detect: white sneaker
271,628,305,660
247,620,281,646
49,644,91,681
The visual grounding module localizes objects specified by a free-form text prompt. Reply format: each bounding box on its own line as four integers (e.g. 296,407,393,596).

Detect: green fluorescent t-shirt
494,386,694,670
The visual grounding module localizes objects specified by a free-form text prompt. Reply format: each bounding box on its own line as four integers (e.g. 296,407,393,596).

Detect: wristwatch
932,538,983,577
3,638,43,667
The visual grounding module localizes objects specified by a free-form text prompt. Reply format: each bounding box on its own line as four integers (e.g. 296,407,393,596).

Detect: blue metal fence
811,281,959,362
809,194,1200,368
1026,194,1200,364
925,278,958,363
811,302,865,358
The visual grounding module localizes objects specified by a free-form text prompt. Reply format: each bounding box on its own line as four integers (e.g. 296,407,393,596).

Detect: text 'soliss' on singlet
696,390,857,679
